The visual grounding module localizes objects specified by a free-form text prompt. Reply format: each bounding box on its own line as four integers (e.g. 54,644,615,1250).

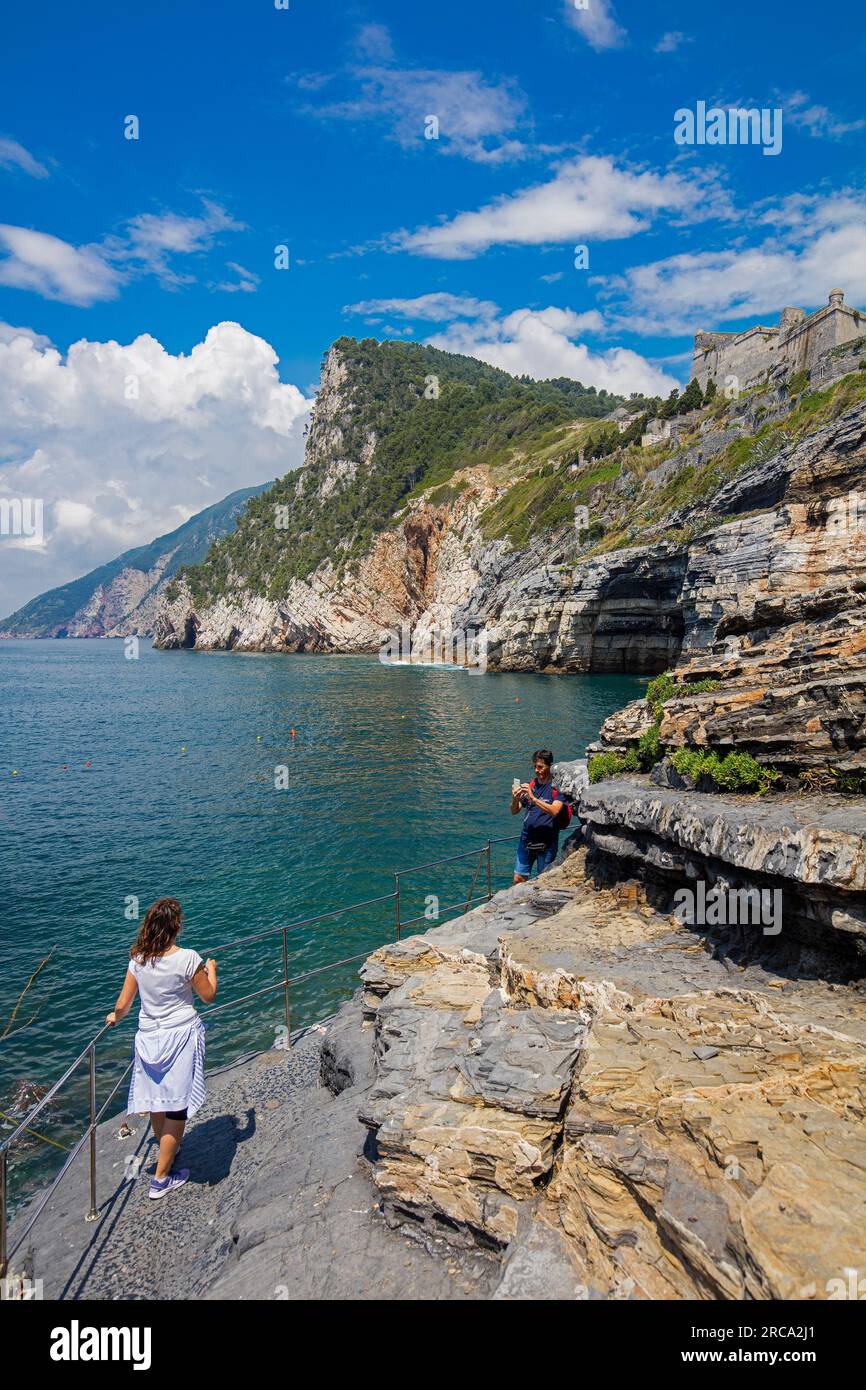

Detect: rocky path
13,1026,495,1300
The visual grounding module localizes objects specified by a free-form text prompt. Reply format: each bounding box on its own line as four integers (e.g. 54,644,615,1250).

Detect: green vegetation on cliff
180,338,620,604
483,368,866,555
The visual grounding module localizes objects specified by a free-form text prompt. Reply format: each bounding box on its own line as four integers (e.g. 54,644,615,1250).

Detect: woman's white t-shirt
129,947,204,1031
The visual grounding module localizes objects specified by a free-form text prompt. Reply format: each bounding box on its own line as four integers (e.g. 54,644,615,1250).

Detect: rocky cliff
154,335,866,689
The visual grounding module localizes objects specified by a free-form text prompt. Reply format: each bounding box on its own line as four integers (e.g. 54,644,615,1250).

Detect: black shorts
164,1108,187,1121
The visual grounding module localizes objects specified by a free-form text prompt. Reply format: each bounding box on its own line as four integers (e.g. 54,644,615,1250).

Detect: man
511,749,565,883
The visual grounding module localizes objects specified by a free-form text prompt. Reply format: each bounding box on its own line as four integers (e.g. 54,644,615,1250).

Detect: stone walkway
13,1026,495,1300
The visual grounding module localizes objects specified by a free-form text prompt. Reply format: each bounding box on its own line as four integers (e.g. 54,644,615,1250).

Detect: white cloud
0,322,313,615
0,136,49,178
294,26,528,164
782,90,865,141
344,292,498,323
655,32,691,54
0,199,245,306
0,225,120,305
599,193,866,334
107,200,246,289
425,305,678,396
397,155,731,259
354,23,395,62
564,0,626,51
0,321,52,349
214,261,260,294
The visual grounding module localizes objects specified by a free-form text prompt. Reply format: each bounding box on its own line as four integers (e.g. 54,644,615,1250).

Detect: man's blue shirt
521,779,560,846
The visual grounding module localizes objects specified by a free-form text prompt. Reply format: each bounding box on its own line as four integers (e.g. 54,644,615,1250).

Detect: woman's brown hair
131,898,183,966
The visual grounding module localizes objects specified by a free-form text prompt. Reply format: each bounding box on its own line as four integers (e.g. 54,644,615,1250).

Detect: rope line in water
0,1109,70,1152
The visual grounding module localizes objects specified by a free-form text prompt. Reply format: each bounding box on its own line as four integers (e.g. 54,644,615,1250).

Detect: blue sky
1,0,864,612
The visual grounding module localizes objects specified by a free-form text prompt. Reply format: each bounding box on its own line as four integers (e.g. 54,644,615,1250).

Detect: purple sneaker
148,1168,189,1200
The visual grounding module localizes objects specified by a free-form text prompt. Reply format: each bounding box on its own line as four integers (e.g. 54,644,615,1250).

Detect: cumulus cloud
0,322,312,615
293,25,528,165
599,193,866,335
424,305,678,396
564,0,626,51
396,156,732,259
0,136,49,178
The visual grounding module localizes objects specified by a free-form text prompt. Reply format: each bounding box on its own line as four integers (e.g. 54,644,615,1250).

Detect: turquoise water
0,638,642,1195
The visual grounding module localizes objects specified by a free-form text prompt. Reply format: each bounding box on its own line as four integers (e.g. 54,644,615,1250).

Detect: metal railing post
486,841,492,901
1,1148,7,1279
86,1044,97,1222
395,873,401,940
282,927,291,1046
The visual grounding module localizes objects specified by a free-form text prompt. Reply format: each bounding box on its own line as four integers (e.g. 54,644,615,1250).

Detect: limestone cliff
154,334,866,691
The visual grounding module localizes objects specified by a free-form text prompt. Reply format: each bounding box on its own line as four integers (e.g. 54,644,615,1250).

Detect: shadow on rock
182,1109,256,1188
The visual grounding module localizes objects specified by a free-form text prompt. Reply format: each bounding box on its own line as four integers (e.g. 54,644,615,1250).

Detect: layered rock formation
342,845,866,1298
589,403,866,778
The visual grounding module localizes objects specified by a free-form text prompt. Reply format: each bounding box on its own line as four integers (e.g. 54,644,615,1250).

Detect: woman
107,898,217,1200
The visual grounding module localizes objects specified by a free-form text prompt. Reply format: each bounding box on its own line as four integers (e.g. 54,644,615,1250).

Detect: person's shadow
144,1108,256,1187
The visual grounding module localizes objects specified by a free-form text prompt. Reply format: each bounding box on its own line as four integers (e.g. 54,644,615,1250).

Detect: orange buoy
290,728,296,738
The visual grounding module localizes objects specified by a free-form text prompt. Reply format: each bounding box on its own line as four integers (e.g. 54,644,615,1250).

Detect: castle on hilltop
693,289,864,392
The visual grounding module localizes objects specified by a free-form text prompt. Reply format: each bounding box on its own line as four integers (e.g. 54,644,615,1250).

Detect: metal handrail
0,834,521,1278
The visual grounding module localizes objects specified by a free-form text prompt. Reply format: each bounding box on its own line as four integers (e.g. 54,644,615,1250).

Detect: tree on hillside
660,388,680,420
678,378,704,414
703,378,717,404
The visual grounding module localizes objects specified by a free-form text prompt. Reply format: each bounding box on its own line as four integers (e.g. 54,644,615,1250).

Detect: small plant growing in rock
671,748,781,795
801,766,866,796
637,723,662,769
588,749,641,782
645,670,720,720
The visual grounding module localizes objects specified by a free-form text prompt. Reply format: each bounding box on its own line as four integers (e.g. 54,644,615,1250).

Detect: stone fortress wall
693,289,864,392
